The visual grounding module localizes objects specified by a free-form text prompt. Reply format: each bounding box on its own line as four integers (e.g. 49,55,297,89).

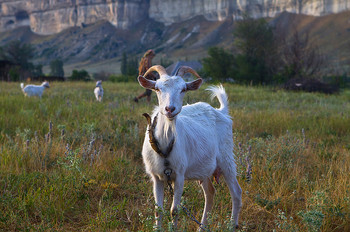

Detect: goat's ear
138,75,156,90
186,78,203,91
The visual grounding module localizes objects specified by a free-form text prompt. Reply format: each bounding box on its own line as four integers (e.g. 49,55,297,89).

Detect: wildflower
101,181,118,189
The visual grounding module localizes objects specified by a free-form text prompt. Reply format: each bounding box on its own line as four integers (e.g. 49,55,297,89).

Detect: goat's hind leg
199,177,215,230
222,167,242,228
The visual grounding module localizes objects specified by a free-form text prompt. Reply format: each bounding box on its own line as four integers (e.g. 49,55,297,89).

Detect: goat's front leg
152,175,165,228
171,175,184,229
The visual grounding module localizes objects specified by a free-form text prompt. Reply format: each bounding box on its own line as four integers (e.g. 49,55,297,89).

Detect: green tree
0,40,43,80
32,64,43,77
69,69,90,81
234,15,276,84
120,53,138,77
50,59,65,77
121,52,127,75
9,67,20,82
202,47,235,82
126,57,138,76
1,40,35,71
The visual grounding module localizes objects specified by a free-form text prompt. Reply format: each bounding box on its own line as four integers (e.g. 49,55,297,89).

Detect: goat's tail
206,84,229,115
20,83,24,90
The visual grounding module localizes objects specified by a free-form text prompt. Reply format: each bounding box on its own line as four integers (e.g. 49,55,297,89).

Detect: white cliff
0,0,148,35
149,0,350,24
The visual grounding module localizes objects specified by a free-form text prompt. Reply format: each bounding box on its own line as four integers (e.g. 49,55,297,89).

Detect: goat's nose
165,106,176,113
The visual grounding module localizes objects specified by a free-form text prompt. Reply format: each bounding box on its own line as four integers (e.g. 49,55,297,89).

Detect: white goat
20,81,50,98
138,65,242,230
94,80,103,102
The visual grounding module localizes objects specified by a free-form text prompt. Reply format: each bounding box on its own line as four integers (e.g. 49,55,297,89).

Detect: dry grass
0,81,349,231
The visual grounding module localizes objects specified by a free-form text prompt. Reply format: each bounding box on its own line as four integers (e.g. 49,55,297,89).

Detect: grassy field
0,81,349,231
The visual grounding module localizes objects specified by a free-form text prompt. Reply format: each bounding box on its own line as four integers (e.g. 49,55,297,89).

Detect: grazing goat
20,81,50,98
94,80,103,102
138,65,242,230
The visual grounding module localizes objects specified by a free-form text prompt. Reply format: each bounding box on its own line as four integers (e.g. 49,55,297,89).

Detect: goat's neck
154,112,176,144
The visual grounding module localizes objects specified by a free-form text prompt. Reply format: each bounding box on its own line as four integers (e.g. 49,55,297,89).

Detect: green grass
0,81,349,231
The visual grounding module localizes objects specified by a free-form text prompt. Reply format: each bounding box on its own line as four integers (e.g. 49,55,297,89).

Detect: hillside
271,11,350,72
0,11,349,75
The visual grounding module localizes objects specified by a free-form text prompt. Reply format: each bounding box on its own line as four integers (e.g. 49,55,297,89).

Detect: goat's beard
162,118,176,139
166,111,180,121
152,106,177,140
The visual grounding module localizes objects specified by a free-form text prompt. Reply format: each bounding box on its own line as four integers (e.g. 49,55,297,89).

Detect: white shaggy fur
20,81,50,98
138,65,242,230
94,80,103,102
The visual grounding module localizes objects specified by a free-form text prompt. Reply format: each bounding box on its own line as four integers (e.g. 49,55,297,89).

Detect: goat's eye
154,87,160,92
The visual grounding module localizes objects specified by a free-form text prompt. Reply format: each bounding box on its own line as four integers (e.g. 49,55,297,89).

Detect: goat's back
22,85,45,97
180,102,232,140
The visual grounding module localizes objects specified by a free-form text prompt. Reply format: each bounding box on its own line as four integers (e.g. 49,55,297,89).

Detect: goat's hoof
133,97,139,103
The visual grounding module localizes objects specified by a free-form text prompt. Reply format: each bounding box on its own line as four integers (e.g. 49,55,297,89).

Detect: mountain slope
0,11,349,75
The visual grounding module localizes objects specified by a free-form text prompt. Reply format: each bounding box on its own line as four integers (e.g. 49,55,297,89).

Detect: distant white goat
20,81,50,98
138,65,242,230
94,80,103,102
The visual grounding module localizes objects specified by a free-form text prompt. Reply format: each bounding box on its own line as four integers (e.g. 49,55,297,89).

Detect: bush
322,74,349,88
93,71,110,81
283,78,339,94
108,74,135,83
9,67,20,81
68,69,90,81
49,59,64,77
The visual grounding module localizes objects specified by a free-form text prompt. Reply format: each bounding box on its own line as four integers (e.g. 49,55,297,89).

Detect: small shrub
322,74,350,88
108,74,135,83
68,69,91,81
275,209,298,232
298,209,324,232
9,67,20,81
282,78,339,94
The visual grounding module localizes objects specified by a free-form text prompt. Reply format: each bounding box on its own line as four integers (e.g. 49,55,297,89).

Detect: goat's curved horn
175,66,201,79
144,65,167,78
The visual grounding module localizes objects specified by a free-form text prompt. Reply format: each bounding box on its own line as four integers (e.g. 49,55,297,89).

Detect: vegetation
234,15,276,84
108,74,136,83
203,15,341,90
0,82,349,231
0,40,43,80
0,40,35,70
202,47,235,82
276,28,325,83
120,52,138,77
49,59,65,77
69,69,90,81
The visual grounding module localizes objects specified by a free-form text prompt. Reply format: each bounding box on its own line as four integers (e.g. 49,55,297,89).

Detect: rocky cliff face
0,0,349,35
149,0,350,24
0,0,149,35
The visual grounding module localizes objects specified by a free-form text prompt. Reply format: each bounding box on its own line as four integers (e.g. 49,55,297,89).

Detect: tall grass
0,81,349,231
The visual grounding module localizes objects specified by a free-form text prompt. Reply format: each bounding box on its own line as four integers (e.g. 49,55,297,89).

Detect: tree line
0,41,142,82
0,40,66,81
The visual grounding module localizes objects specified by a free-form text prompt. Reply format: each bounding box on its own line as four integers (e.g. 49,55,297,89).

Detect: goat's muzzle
165,106,175,113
